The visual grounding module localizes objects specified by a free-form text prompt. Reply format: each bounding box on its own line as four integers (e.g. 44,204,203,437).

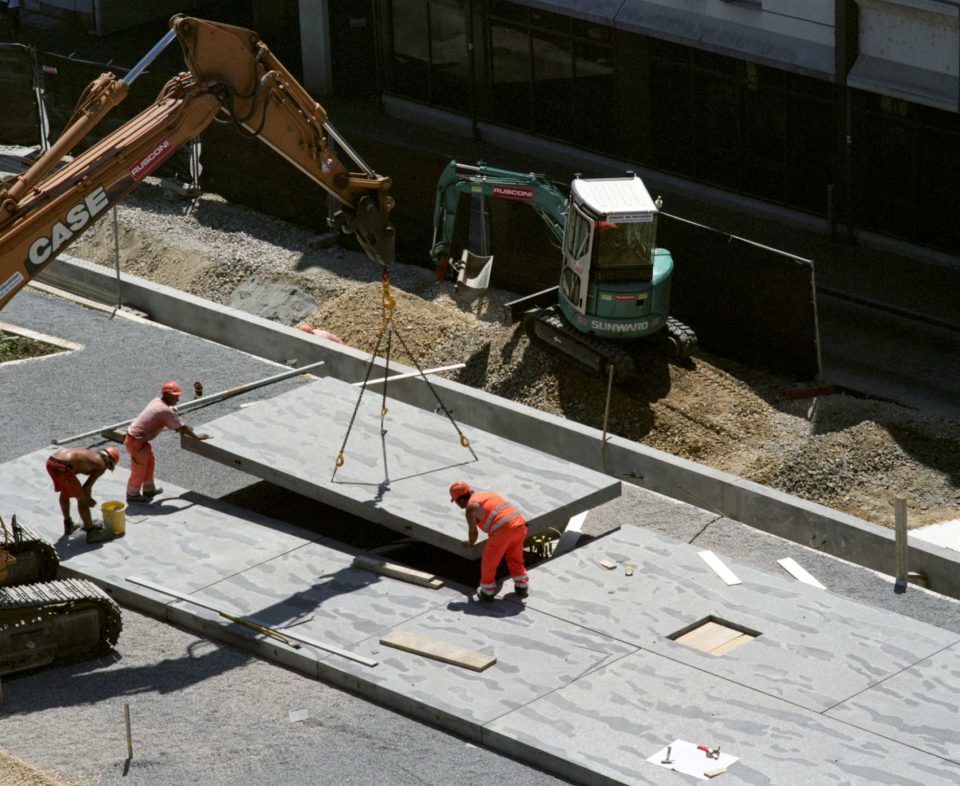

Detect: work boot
515,586,529,599
143,487,163,498
477,590,496,603
85,525,113,544
126,492,149,503
63,518,80,536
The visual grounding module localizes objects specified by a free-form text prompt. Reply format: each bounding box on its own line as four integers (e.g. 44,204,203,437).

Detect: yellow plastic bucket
101,500,126,536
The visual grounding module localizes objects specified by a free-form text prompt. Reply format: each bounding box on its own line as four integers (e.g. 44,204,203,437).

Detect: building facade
369,0,960,255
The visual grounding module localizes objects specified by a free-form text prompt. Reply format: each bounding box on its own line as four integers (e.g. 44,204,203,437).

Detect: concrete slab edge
39,255,960,601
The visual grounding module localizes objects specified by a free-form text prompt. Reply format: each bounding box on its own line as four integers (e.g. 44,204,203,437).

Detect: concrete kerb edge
41,255,960,600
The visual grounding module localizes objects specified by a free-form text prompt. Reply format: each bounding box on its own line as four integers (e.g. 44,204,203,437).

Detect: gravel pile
71,180,960,528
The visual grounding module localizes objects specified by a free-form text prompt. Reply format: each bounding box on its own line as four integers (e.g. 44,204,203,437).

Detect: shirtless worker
46,446,120,543
125,380,210,503
449,480,529,601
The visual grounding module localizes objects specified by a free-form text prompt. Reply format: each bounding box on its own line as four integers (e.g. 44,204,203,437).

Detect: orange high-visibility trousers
479,523,529,596
124,434,156,494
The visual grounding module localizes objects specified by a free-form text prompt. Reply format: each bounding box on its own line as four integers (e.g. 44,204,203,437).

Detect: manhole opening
668,615,760,656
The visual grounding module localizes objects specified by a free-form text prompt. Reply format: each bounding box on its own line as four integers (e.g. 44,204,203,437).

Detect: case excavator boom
0,15,395,311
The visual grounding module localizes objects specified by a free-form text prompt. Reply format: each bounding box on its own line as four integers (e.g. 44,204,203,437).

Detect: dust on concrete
70,181,960,529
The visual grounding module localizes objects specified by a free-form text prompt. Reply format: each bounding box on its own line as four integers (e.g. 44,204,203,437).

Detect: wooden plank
675,621,743,654
380,629,496,672
697,550,742,586
599,559,618,570
776,557,825,589
710,632,753,656
352,555,444,589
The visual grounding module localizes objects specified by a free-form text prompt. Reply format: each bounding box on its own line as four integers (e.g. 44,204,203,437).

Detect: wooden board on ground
352,555,444,589
380,629,496,672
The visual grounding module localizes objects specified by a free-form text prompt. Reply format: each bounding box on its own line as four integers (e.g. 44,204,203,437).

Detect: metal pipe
53,360,325,445
352,363,465,387
122,28,177,86
322,120,374,177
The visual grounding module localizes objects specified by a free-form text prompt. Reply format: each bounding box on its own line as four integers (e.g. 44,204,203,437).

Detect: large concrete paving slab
522,526,960,713
484,648,960,785
825,640,960,761
6,445,960,783
0,449,319,615
183,377,620,558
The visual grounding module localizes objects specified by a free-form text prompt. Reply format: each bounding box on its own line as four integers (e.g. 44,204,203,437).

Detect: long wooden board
380,629,496,672
352,555,444,589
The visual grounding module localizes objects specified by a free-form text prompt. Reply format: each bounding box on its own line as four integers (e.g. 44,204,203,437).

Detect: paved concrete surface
4,289,960,785
184,378,620,558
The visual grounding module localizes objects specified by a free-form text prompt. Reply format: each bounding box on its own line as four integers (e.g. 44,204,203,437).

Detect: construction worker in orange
124,381,210,503
450,480,529,602
46,446,119,543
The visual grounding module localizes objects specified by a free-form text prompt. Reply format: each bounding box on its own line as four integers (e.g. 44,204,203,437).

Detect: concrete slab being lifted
184,377,620,558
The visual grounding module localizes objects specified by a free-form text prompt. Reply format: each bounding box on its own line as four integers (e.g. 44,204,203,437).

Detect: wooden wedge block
599,560,617,570
380,629,496,672
352,555,444,589
704,767,727,778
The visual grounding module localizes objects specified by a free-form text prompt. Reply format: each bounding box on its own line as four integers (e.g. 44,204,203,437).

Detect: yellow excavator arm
0,15,395,311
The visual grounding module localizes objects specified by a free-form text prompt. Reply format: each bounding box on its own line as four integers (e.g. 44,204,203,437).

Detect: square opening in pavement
668,615,760,656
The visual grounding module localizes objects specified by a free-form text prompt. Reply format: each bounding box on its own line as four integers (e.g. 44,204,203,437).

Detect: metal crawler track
523,308,636,382
0,523,59,586
0,578,122,675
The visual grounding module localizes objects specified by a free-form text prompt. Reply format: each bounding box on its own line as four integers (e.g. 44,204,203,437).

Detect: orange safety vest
472,491,525,535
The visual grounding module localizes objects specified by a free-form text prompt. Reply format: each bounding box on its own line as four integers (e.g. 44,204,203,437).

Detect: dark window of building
531,28,572,136
693,67,740,187
649,51,695,176
388,0,469,112
430,3,470,112
573,39,615,150
489,16,532,129
391,0,430,102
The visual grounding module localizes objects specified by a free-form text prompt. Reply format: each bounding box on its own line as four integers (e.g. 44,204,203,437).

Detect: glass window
391,0,430,102
594,218,655,272
565,207,591,260
573,40,614,151
489,19,531,129
430,2,469,112
531,29,572,136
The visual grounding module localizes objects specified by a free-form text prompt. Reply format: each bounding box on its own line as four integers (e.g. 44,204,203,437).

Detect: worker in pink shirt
124,380,210,502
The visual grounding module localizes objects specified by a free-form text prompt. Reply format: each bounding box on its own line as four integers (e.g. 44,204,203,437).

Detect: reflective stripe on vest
475,492,522,534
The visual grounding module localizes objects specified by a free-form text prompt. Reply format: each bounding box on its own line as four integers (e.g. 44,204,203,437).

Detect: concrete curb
36,254,960,601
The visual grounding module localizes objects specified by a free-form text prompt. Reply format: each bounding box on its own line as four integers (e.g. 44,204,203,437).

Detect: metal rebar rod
352,363,465,387
53,360,325,445
123,701,133,758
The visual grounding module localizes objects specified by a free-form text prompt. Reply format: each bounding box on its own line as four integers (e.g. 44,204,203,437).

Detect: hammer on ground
698,744,721,759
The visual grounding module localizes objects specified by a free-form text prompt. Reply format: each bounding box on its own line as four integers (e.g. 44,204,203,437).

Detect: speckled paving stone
321,601,637,740
523,526,960,712
483,648,960,785
184,377,620,557
0,448,318,613
825,640,960,761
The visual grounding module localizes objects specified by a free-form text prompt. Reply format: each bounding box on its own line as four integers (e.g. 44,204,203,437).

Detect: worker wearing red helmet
450,480,529,602
46,446,119,543
124,380,210,503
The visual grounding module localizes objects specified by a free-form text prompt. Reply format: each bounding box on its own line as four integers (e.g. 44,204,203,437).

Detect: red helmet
449,480,471,502
102,447,120,469
161,380,182,396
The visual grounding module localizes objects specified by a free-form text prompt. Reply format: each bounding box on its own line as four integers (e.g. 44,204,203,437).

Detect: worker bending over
450,480,529,601
125,380,209,503
46,446,119,543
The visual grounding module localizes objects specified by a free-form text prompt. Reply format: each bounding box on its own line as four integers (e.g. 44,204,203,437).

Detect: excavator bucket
455,249,494,300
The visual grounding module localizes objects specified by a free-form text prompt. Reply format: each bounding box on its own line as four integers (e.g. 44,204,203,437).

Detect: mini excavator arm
0,15,394,311
429,160,567,277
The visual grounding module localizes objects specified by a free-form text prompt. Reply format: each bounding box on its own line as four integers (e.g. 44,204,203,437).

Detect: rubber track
0,523,59,584
526,309,636,382
665,317,698,359
0,578,122,658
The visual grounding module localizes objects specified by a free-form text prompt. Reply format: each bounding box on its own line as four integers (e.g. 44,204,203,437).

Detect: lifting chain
332,268,477,478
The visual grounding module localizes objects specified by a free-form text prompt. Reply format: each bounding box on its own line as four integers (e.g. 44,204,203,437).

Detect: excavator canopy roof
571,175,658,221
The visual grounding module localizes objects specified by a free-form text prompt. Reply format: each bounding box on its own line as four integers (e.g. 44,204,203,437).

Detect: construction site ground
68,182,960,531
3,289,960,786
